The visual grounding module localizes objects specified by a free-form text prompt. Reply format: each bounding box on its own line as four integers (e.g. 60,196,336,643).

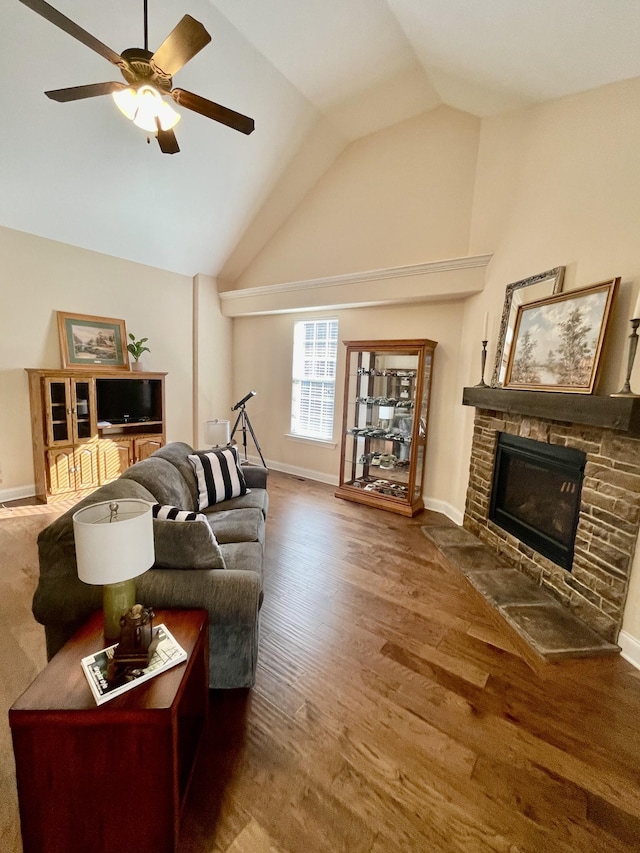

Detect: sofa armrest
241,463,268,489
136,567,261,626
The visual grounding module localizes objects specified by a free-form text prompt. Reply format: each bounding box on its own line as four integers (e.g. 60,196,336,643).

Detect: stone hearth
421,520,619,661
462,388,640,644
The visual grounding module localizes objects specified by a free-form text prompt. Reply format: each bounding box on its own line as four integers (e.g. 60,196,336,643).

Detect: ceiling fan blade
156,127,180,155
171,89,254,135
18,0,123,67
45,82,127,103
150,15,211,78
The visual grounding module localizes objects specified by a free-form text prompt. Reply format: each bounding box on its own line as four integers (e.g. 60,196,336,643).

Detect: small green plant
127,333,150,362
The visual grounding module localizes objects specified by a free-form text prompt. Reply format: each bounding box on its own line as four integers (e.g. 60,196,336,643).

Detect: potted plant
127,333,150,372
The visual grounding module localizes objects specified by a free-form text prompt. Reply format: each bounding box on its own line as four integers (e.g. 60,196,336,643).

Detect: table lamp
73,499,155,643
204,418,231,447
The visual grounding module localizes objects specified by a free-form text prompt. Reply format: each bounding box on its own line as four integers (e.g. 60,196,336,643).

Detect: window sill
285,433,337,449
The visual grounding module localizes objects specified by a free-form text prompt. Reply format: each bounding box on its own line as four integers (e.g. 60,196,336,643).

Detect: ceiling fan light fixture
113,85,181,133
112,87,139,120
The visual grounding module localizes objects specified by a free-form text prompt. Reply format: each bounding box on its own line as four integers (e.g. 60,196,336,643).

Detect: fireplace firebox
489,433,586,571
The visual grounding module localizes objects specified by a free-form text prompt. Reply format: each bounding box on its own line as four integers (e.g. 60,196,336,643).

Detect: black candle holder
611,318,640,396
474,340,489,387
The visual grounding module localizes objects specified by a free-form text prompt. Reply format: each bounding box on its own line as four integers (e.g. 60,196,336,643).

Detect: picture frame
491,267,565,387
57,312,129,371
503,278,619,394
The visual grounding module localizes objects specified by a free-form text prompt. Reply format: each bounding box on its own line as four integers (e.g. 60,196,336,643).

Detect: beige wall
193,274,234,448
235,106,481,287
467,76,640,641
0,226,194,498
229,76,640,641
232,302,465,517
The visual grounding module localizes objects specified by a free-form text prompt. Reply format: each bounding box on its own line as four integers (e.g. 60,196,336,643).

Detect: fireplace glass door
489,433,586,570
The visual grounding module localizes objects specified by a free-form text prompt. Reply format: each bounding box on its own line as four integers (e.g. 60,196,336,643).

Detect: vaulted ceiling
2,1,639,278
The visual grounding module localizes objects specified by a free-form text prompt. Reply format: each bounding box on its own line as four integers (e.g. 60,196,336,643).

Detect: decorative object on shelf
127,333,150,372
72,498,155,642
504,277,619,394
204,418,231,447
57,311,129,371
475,313,489,387
611,290,640,396
492,267,565,387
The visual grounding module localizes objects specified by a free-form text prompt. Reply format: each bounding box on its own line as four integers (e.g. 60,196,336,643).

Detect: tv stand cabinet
26,368,166,503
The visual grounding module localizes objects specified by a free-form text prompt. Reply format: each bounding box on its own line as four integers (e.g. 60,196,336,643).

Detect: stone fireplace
463,388,640,643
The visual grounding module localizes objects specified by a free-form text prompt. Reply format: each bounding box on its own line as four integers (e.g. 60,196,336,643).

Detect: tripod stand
230,397,266,467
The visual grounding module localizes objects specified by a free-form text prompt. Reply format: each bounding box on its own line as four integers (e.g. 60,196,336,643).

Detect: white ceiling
1,0,639,278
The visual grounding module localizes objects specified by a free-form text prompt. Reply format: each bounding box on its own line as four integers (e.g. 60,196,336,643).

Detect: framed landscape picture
57,312,129,371
504,278,619,394
491,267,565,387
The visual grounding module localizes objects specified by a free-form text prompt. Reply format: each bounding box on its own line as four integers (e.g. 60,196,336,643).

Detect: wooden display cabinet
26,368,167,502
335,339,436,517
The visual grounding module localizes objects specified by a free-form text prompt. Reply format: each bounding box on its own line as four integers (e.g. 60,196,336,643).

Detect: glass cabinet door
71,378,95,442
336,339,436,517
44,379,73,445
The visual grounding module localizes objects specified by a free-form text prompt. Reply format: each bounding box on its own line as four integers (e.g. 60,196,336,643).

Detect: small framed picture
504,278,619,394
57,312,130,371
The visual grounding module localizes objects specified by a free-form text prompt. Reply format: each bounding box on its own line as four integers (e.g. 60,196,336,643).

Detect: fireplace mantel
462,387,640,435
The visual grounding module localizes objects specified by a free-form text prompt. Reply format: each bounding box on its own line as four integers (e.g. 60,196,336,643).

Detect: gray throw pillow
152,516,226,570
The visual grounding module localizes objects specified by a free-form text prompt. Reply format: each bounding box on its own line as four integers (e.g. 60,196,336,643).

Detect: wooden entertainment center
26,368,166,503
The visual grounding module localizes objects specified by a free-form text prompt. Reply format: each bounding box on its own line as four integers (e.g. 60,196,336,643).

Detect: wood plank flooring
2,474,640,851
180,472,640,852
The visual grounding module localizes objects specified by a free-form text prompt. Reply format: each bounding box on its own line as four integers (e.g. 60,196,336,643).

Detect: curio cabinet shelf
335,338,437,517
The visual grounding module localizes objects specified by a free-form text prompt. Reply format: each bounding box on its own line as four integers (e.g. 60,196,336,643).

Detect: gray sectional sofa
33,441,268,688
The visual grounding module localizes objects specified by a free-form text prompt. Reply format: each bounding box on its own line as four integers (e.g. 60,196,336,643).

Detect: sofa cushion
205,508,264,545
202,488,269,517
153,517,226,569
121,456,194,509
188,446,248,508
151,442,199,509
152,503,207,523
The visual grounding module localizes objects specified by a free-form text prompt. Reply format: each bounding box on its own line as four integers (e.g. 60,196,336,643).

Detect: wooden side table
9,609,209,853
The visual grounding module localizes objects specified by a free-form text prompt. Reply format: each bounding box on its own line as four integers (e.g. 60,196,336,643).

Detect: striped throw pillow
188,446,249,509
152,504,208,523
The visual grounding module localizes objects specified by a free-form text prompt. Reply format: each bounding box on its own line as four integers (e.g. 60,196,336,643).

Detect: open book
81,624,187,705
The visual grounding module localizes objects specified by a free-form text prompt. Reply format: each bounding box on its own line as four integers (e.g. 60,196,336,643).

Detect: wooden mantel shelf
462,386,640,436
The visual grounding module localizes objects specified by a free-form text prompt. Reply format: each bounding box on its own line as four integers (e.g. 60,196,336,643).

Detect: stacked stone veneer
464,409,640,643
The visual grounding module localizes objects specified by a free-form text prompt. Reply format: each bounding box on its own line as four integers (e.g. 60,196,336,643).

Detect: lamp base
103,579,136,643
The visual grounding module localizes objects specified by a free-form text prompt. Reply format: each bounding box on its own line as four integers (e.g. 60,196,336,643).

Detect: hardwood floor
180,472,640,852
2,473,640,851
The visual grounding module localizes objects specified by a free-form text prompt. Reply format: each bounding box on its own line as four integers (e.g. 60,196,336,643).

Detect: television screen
96,379,161,424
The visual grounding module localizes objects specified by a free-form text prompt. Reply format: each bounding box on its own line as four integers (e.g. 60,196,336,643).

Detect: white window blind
290,319,338,440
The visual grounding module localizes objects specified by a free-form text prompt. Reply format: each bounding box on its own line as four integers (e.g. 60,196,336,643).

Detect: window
290,318,338,441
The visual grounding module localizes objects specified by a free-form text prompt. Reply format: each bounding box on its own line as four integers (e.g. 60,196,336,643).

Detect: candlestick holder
474,340,489,387
611,318,640,396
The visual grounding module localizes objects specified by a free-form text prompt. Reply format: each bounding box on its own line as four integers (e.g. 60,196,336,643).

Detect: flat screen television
96,378,161,424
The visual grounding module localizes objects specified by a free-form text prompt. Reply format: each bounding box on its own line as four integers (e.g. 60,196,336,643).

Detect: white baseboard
0,483,35,504
618,630,640,672
423,497,464,526
250,457,465,518
252,456,339,486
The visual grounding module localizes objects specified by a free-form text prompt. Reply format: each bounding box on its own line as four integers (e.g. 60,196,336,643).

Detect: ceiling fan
19,0,255,154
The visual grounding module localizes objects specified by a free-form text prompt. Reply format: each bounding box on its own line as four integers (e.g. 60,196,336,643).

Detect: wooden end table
9,609,209,853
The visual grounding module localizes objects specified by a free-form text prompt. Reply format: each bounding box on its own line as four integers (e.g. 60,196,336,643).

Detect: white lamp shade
73,499,155,586
204,419,230,446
